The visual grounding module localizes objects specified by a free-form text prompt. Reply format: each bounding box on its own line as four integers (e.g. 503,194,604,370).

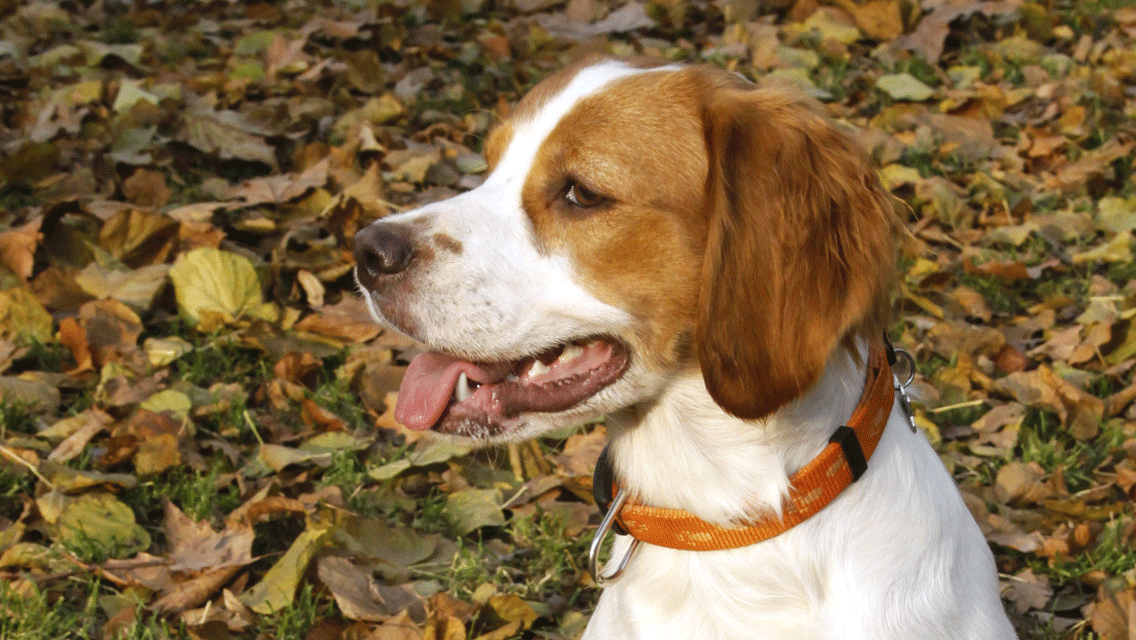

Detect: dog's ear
697,86,896,420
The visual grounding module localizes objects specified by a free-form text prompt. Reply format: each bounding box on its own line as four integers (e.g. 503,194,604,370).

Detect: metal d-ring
892,348,916,388
892,348,918,432
588,489,641,587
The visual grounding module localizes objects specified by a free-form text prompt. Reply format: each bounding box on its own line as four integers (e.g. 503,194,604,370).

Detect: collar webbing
593,340,896,552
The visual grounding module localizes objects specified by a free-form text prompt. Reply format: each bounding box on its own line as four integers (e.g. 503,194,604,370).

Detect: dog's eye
565,181,606,208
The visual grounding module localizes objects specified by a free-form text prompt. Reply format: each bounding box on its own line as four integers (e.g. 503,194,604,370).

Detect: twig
0,443,54,490
927,400,986,414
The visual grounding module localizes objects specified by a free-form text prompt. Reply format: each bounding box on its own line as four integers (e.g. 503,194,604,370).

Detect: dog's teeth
557,343,584,364
526,360,551,379
506,372,518,382
455,372,472,402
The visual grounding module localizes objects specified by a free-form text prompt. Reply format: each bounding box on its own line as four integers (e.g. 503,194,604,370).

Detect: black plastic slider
592,445,627,535
828,426,868,482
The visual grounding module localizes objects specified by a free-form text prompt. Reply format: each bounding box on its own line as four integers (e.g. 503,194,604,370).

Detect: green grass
1019,411,1123,493
506,512,592,601
266,583,332,640
1032,518,1136,584
170,339,269,389
120,460,241,536
0,576,102,640
0,401,37,436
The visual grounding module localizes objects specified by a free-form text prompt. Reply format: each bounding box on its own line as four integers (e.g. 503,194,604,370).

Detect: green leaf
876,73,935,101
41,491,150,558
444,488,505,535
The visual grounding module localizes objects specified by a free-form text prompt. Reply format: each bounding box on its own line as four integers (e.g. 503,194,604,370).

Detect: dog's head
354,59,895,443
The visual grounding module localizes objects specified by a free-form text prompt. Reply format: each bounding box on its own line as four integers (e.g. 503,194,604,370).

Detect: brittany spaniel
353,58,1017,640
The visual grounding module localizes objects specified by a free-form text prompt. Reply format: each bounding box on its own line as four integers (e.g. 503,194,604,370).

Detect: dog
353,58,1017,640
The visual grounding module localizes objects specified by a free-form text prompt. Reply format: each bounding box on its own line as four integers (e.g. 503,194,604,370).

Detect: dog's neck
605,342,868,527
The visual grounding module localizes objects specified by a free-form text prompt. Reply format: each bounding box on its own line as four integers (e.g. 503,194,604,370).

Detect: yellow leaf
0,287,53,345
42,491,150,557
168,247,278,328
1098,196,1136,233
877,73,935,101
241,514,333,614
142,335,192,368
1072,232,1132,264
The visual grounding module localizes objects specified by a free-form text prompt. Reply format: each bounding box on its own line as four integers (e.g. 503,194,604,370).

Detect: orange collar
593,340,895,552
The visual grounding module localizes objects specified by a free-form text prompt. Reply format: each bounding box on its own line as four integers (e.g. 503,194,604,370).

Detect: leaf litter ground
1,0,1136,638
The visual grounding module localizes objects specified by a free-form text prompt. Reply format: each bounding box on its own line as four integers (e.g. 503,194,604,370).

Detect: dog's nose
354,223,414,288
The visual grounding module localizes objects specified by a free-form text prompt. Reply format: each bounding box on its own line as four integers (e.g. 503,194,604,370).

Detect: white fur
359,61,678,443
356,60,1018,639
586,343,1017,640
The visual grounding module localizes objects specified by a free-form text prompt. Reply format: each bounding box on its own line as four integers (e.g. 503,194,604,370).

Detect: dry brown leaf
316,556,390,622
948,285,991,322
0,218,42,280
1047,139,1135,190
301,398,347,431
151,565,243,614
47,409,113,462
274,351,321,388
181,107,278,167
57,316,94,374
994,461,1051,506
1089,585,1136,640
97,208,179,267
962,257,1031,280
832,0,903,40
367,611,422,640
893,0,1022,62
1002,568,1052,613
232,157,329,206
294,297,384,344
122,168,171,208
78,298,143,367
423,615,465,640
553,426,606,477
164,501,254,572
135,433,181,475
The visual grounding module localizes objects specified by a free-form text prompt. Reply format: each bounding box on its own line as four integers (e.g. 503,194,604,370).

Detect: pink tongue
395,352,511,430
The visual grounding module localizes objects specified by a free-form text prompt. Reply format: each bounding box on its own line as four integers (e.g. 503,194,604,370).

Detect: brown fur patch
432,232,463,255
503,62,895,418
697,81,897,419
485,56,669,171
520,68,714,374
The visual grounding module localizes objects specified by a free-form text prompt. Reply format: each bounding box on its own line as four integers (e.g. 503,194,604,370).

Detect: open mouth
394,336,630,437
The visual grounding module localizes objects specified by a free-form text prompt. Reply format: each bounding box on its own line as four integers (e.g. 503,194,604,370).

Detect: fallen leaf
893,0,1022,62
240,513,333,614
164,501,254,572
316,556,389,622
1002,568,1052,613
1072,232,1132,265
0,219,42,280
834,0,903,40
181,107,278,167
74,262,170,313
168,247,278,328
0,287,53,344
40,491,150,557
122,169,171,208
47,409,113,462
444,488,505,535
233,158,329,206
